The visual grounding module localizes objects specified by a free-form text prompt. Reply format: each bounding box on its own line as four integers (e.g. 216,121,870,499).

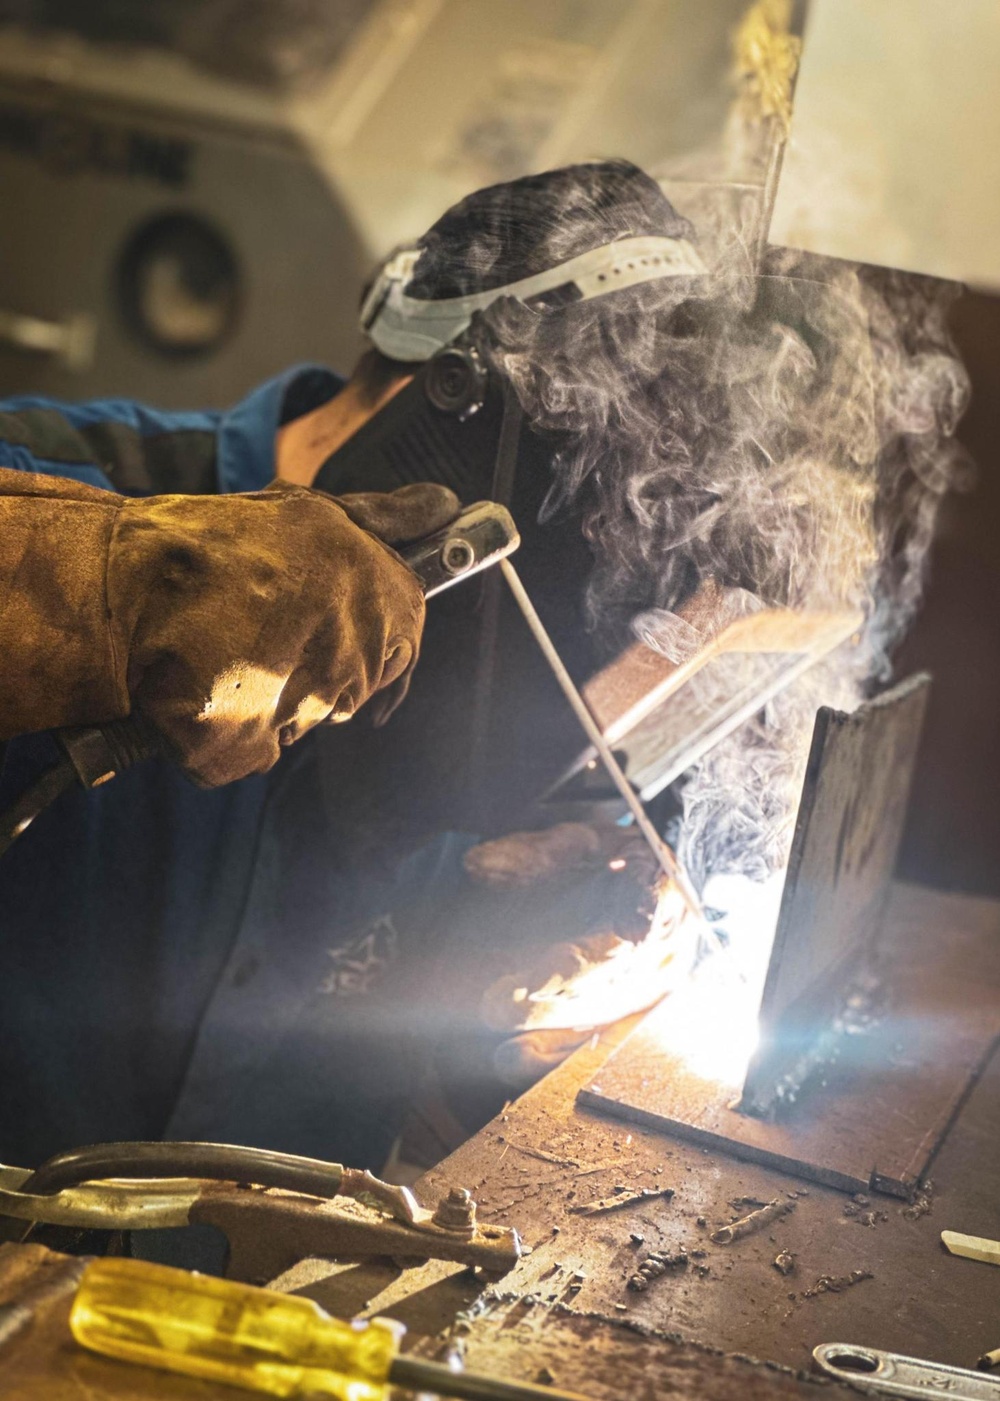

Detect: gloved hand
463,823,697,1087
0,468,458,786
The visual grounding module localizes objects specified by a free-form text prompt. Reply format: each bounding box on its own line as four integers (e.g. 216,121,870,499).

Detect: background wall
897,290,1000,896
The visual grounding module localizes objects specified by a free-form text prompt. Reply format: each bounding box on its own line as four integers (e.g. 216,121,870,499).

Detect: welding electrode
71,1257,595,1401
500,559,704,924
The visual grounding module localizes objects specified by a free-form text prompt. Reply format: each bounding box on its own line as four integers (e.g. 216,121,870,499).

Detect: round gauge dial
117,212,240,358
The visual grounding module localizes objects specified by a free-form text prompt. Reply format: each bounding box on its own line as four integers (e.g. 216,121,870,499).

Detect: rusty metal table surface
288,882,1000,1388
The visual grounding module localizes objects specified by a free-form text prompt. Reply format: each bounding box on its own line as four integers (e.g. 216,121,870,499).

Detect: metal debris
802,1268,873,1298
627,1250,689,1292
711,1197,797,1244
773,1250,796,1276
902,1192,933,1221
844,1197,889,1226
569,1186,675,1216
499,1139,580,1169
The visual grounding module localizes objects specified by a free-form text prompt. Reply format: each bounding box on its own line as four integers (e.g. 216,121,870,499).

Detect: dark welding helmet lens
424,343,488,419
312,355,505,504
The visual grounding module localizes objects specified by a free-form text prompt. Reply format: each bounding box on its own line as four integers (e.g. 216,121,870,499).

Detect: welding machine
0,29,369,407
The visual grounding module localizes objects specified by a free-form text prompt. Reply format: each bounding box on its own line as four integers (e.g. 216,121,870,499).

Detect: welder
0,160,705,1174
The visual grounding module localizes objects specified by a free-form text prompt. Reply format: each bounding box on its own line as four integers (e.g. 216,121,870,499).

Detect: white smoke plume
450,0,972,894
480,169,970,889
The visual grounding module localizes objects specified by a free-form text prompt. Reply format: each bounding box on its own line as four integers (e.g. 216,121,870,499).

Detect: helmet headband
361,233,707,361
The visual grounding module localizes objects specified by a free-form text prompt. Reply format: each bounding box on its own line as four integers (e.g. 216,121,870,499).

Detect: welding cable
0,756,76,859
0,715,162,861
22,1142,351,1200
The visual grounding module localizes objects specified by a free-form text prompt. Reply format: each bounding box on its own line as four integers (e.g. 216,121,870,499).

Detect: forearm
0,468,129,739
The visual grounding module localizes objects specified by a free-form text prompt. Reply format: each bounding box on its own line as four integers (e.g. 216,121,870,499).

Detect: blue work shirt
0,368,474,1171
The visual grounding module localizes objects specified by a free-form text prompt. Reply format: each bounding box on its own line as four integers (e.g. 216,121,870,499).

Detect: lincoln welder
0,161,706,1174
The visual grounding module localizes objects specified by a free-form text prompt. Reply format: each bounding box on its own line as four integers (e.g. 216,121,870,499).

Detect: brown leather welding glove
0,469,458,786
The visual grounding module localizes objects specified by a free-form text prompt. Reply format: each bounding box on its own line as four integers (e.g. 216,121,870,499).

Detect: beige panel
770,0,1000,290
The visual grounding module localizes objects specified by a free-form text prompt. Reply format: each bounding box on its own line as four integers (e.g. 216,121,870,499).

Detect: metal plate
743,674,931,1110
579,676,1000,1195
578,965,1000,1196
554,586,861,803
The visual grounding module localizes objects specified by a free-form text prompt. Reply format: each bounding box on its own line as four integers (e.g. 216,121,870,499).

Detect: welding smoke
472,163,970,889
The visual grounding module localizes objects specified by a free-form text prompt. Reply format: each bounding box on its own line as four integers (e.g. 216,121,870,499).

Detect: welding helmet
314,223,705,506
313,161,706,841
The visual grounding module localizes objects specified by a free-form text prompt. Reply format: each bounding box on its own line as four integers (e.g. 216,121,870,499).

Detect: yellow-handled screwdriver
71,1257,595,1401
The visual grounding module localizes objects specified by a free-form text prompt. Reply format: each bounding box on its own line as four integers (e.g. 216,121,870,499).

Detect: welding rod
500,559,704,924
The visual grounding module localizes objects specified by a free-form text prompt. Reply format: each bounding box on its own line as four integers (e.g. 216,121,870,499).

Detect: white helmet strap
360,233,706,362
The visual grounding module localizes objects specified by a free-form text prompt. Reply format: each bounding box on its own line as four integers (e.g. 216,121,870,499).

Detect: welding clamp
0,1140,521,1284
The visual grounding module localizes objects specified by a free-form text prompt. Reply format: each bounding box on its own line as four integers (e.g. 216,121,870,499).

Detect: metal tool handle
22,1140,427,1224
403,499,519,597
814,1344,1000,1400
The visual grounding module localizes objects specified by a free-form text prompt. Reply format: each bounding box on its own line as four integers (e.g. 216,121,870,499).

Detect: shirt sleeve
0,366,340,497
0,396,223,496
0,466,129,739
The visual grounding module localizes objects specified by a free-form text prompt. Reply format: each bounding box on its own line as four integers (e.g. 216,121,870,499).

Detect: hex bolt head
441,538,476,576
433,1186,478,1230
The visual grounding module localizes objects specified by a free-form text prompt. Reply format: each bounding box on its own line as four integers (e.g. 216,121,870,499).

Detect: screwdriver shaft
392,1354,595,1401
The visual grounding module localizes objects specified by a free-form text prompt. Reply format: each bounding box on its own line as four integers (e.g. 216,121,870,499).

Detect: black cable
22,1141,347,1200
0,758,76,859
0,715,162,861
